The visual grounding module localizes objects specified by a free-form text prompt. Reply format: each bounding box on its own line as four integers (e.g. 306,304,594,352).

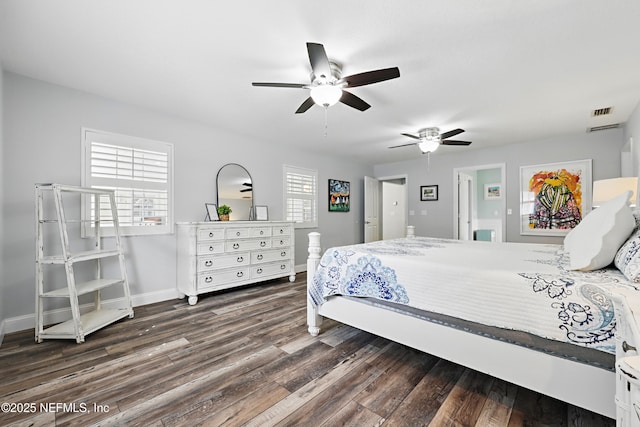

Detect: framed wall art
484,183,502,200
420,185,438,201
329,179,350,212
519,159,592,236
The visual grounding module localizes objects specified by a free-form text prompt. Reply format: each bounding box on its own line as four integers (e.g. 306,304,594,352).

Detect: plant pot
219,214,230,221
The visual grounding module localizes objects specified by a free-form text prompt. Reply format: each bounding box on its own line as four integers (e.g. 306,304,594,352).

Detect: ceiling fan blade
341,67,400,88
307,42,332,79
339,90,371,111
441,140,472,146
295,97,315,114
440,128,465,140
389,143,418,149
401,133,420,140
252,82,307,89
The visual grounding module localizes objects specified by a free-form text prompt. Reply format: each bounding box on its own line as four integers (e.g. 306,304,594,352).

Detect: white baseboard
295,263,307,274
2,287,181,336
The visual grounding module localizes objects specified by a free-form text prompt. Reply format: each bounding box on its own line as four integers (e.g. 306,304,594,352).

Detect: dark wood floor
0,273,615,426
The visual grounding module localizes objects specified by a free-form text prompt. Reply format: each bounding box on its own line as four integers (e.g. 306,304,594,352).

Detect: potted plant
217,205,232,221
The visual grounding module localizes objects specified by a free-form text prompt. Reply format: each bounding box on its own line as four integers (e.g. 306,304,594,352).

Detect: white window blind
82,129,174,236
284,165,317,228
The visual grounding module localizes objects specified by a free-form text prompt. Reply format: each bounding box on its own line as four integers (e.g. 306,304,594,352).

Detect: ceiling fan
389,128,472,153
252,42,400,114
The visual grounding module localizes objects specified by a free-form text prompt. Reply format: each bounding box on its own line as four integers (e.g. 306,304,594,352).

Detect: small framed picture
420,185,438,201
254,205,269,221
484,183,502,200
205,203,219,221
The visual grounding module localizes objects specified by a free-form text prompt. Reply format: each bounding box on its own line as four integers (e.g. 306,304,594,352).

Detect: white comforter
310,237,638,354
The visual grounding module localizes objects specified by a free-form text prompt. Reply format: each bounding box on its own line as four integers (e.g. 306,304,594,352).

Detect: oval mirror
216,163,253,220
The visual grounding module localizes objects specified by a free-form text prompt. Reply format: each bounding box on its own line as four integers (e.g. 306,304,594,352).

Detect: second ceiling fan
390,128,472,153
252,42,400,114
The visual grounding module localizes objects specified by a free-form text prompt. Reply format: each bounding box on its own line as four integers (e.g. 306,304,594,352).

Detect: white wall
625,101,640,183
374,129,627,244
2,72,372,331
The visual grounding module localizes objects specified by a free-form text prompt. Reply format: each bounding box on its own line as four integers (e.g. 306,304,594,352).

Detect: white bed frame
306,230,640,420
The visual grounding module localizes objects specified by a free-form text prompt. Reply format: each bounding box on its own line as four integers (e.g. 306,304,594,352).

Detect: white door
364,176,380,243
458,172,473,240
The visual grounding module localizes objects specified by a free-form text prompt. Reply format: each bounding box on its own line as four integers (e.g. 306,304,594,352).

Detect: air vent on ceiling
587,123,621,133
592,106,613,117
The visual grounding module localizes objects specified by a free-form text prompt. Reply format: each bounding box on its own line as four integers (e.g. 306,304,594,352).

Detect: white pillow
565,190,635,271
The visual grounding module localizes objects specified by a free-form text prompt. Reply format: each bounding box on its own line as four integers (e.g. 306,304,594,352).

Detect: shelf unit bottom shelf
38,308,133,342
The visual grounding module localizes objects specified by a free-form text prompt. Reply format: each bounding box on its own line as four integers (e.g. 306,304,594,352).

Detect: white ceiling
2,0,640,164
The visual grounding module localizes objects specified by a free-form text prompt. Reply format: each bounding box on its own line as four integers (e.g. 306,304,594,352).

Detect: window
82,129,174,236
284,165,317,228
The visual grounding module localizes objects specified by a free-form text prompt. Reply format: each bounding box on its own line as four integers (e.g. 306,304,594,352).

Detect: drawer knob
257,268,263,274
236,271,243,278
279,229,284,234
236,231,241,236
205,276,213,283
257,254,263,260
260,241,266,247
280,240,284,245
260,230,264,235
233,243,240,249
237,256,244,263
280,264,286,270
205,260,212,267
281,251,286,257
209,246,214,252
208,232,213,237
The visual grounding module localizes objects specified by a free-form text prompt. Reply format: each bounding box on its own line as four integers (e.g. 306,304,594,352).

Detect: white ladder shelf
35,183,134,343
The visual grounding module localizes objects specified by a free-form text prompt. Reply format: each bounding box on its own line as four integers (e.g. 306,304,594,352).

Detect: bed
306,202,640,420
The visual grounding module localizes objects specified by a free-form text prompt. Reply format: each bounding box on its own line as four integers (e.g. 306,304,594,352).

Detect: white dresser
176,221,295,305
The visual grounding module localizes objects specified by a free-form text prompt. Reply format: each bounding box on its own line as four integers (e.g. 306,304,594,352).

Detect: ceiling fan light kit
390,127,473,154
310,84,343,107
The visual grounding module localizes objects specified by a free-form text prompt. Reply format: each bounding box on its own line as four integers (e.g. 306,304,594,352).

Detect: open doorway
453,163,506,242
364,175,408,242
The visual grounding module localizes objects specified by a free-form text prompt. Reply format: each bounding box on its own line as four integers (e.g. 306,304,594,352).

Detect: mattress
310,237,638,355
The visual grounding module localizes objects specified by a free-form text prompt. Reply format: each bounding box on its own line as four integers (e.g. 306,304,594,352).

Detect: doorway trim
453,163,506,241
377,174,409,240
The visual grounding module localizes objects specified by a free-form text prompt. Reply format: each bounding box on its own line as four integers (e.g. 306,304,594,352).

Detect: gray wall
1,71,371,328
0,66,5,339
374,129,627,244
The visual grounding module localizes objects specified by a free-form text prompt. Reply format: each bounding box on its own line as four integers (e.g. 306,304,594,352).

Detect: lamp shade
310,85,342,107
593,177,638,207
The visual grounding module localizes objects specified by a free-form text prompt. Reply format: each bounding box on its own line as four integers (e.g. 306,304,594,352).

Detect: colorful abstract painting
329,179,350,212
520,160,592,236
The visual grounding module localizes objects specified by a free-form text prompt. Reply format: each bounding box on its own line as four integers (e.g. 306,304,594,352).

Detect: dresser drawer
225,239,272,252
251,248,291,264
197,267,249,288
197,228,225,241
250,261,291,279
272,236,291,248
199,252,249,270
196,241,225,255
226,228,250,239
249,227,272,238
273,226,293,236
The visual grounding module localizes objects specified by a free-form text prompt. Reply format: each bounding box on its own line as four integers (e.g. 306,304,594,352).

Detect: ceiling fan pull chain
324,106,329,137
